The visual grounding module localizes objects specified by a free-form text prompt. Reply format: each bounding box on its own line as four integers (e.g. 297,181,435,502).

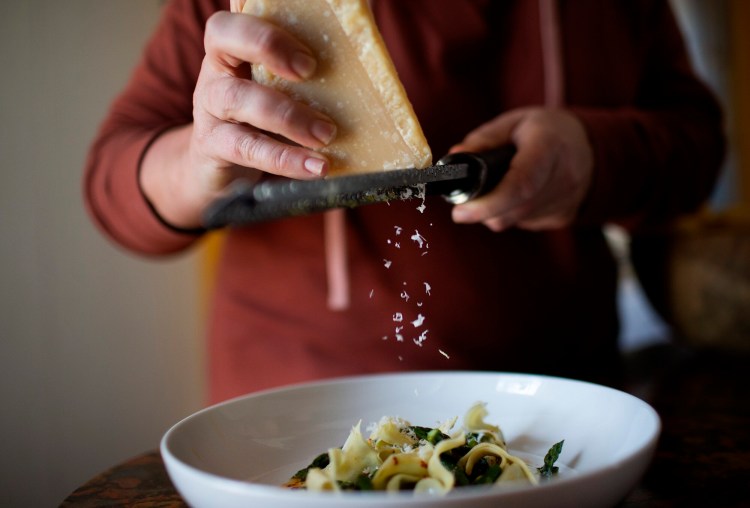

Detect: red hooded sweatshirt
84,0,724,403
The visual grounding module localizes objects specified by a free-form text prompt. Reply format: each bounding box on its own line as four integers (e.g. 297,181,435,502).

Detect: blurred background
0,1,747,506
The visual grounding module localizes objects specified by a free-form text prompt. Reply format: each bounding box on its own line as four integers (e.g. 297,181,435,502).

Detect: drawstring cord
324,0,564,311
539,0,565,108
325,208,350,310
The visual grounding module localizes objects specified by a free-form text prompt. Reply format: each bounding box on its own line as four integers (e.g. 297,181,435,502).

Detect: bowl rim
160,370,661,503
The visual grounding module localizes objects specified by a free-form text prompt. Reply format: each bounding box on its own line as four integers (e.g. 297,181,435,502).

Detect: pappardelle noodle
285,403,563,494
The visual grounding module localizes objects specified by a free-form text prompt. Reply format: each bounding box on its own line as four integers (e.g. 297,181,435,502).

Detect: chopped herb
292,452,330,480
427,427,446,445
537,440,564,478
453,466,471,486
339,473,374,491
474,463,502,484
465,432,479,448
408,425,449,445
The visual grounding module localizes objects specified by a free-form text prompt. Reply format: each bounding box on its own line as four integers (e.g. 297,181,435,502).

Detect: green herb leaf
339,473,374,491
409,426,449,445
465,432,479,448
292,452,330,480
537,440,564,478
409,426,431,441
473,463,502,485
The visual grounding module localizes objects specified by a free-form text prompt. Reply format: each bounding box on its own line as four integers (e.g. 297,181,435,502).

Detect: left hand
450,108,594,232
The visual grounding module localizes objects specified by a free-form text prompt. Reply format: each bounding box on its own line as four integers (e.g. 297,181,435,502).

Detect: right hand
140,11,337,229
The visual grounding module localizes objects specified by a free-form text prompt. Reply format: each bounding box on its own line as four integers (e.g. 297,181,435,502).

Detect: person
84,0,724,404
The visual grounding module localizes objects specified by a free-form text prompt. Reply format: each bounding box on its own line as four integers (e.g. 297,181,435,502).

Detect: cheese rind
235,0,432,176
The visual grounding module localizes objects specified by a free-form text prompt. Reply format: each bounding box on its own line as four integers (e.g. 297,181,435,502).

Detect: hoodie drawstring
539,0,565,108
325,208,350,310
324,1,564,311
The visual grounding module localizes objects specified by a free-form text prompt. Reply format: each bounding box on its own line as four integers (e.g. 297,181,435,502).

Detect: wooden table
60,344,750,507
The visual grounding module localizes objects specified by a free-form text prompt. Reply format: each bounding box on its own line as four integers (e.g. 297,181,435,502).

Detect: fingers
205,11,317,81
450,108,594,232
199,75,336,150
452,131,555,228
193,117,330,179
194,13,338,180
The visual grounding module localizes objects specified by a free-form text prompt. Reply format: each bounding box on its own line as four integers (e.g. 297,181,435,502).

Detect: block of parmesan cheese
233,0,432,176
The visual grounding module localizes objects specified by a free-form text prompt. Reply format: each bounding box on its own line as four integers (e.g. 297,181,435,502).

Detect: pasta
285,403,563,494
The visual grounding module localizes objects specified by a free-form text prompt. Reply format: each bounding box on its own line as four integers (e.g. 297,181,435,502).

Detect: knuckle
231,133,297,174
204,12,227,51
232,132,261,163
219,79,246,118
251,22,284,56
273,99,299,130
269,144,297,172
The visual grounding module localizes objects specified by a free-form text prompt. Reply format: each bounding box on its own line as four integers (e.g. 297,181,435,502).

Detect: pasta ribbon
370,417,417,448
426,434,466,492
464,402,506,447
305,468,340,491
371,453,430,489
497,461,538,484
325,421,381,483
385,474,423,491
458,442,538,485
290,403,562,493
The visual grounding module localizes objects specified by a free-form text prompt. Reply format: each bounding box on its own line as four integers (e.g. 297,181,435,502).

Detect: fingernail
311,119,337,145
291,51,316,79
304,157,327,175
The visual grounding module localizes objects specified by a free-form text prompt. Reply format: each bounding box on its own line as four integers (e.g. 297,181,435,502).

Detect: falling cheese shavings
413,330,428,347
369,289,374,298
400,188,414,200
410,230,427,249
415,183,427,213
383,259,392,269
411,314,425,328
367,181,442,361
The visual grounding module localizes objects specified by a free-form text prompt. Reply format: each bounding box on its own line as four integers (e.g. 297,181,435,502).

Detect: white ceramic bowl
161,371,660,508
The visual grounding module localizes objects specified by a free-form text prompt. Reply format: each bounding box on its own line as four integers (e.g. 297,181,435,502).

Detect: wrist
139,124,209,230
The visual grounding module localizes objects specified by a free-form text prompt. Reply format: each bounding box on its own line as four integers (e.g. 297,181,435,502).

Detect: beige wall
0,2,205,506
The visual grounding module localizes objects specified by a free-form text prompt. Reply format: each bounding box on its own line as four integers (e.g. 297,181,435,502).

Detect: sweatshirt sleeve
83,0,223,256
571,0,725,230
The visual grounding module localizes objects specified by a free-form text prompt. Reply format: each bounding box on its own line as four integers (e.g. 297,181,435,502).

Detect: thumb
449,109,527,154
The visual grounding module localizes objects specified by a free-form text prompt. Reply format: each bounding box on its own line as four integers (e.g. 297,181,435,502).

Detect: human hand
450,108,593,232
140,11,336,229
